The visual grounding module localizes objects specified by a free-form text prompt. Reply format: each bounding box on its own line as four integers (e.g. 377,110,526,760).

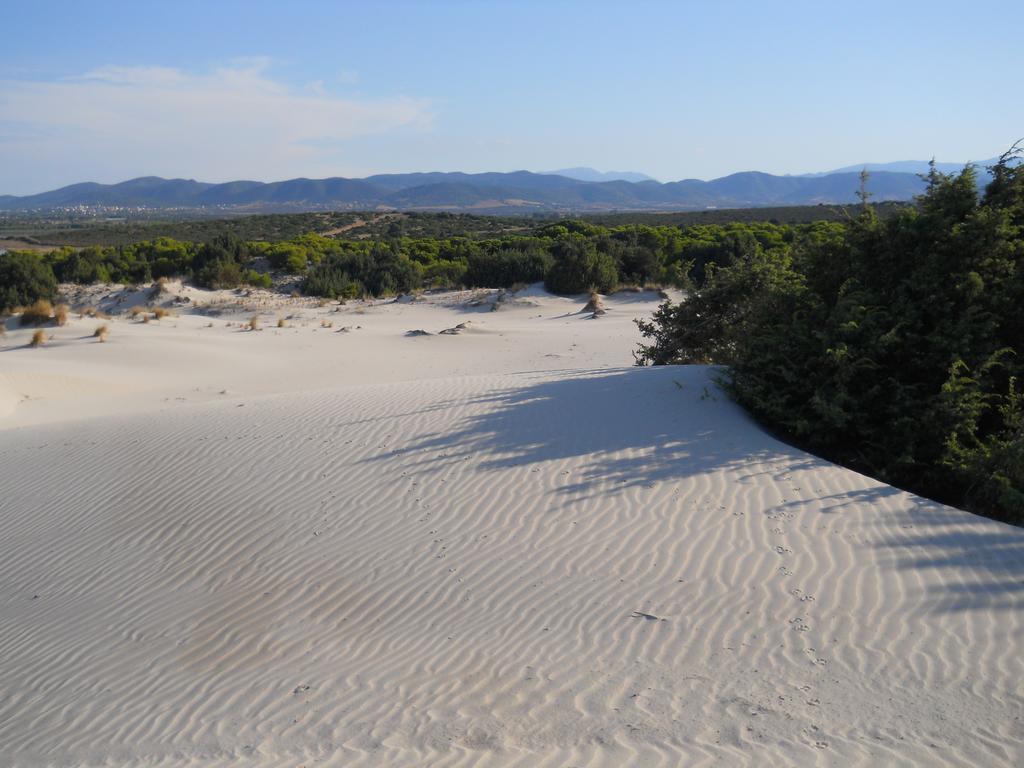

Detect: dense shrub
301,258,361,299
303,244,421,297
464,248,551,287
191,233,253,288
544,234,618,294
424,259,469,289
637,154,1024,525
266,242,310,273
0,251,57,312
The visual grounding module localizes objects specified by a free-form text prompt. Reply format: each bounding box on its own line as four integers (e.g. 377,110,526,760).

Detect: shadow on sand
368,366,796,503
365,365,1024,612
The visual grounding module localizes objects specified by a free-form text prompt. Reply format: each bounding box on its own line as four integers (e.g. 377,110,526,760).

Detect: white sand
0,285,1021,766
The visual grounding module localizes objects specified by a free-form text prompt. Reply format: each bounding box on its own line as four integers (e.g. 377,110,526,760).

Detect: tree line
1,219,826,307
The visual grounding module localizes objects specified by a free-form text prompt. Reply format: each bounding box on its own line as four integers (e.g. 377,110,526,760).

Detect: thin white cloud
0,61,432,194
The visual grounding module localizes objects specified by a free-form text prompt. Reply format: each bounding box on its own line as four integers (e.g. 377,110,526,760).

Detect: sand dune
0,288,1021,765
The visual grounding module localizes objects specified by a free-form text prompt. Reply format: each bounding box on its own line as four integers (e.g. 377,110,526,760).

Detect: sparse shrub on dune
142,313,151,324
129,306,146,320
54,304,70,326
277,317,288,328
93,324,109,342
583,290,606,314
150,277,170,299
20,299,54,326
152,306,170,320
29,329,47,347
321,318,333,328
247,315,260,331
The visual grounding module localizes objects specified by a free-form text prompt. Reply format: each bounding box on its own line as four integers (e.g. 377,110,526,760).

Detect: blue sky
2,0,1021,194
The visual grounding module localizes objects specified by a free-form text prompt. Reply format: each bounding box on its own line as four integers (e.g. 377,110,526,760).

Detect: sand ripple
0,366,1021,766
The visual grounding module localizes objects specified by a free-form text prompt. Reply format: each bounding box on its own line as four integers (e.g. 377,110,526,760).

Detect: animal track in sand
789,617,811,632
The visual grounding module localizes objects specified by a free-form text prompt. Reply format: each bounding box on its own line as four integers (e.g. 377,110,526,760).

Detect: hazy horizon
2,158,1011,199
2,0,1022,195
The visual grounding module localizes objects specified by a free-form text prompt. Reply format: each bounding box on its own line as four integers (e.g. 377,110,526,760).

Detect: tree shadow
604,290,668,305
873,509,1024,612
364,366,816,506
361,365,1024,613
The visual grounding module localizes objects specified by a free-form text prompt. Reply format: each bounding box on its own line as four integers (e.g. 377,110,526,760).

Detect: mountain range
0,162,1001,215
801,158,1000,177
545,167,658,183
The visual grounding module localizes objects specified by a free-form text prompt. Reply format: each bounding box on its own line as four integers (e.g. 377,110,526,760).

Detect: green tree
0,251,58,312
545,234,617,294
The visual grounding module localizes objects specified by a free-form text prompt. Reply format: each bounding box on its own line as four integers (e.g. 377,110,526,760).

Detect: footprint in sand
804,649,828,666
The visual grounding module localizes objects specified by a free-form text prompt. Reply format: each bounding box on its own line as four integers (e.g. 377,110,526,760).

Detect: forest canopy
0,218,817,307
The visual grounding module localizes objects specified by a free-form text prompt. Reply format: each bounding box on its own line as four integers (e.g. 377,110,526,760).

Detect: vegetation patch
637,153,1024,525
20,299,54,326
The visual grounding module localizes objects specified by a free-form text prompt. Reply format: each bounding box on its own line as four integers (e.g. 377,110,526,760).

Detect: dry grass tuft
142,313,151,324
20,299,53,326
277,317,288,328
152,306,170,320
248,315,261,331
93,324,110,342
320,318,334,328
29,329,47,347
129,306,146,320
583,290,606,314
54,304,70,326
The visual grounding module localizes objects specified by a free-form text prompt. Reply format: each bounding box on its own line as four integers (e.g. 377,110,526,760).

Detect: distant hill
546,167,657,183
803,158,1003,177
0,168,935,214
